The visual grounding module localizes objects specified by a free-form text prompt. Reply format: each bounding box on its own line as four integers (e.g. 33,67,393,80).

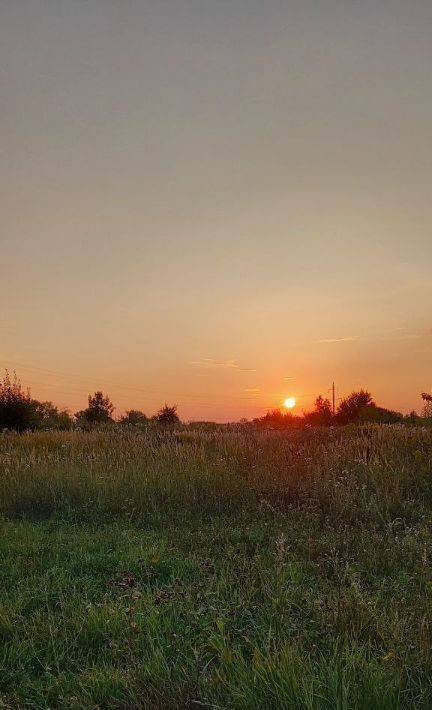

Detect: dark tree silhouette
0,370,38,431
120,410,147,425
421,392,432,418
155,404,180,425
75,391,114,424
336,390,374,425
304,395,333,426
34,401,73,430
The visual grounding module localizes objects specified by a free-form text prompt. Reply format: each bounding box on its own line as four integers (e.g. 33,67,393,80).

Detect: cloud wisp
191,359,256,371
317,336,360,344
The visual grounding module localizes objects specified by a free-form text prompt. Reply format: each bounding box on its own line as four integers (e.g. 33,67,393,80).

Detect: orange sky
1,1,431,421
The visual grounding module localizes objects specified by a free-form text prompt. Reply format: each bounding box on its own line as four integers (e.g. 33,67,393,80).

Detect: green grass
0,425,432,708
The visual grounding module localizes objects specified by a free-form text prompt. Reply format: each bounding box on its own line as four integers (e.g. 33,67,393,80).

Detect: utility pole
332,382,335,418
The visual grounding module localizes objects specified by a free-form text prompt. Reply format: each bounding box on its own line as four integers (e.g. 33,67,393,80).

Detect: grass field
1,425,432,709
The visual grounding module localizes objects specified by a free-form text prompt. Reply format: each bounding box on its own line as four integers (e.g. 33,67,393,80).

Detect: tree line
0,371,179,432
252,390,432,428
0,369,431,432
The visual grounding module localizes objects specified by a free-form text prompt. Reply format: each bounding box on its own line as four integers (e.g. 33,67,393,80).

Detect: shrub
155,404,180,426
33,401,73,430
421,392,432,420
0,371,38,432
120,410,148,425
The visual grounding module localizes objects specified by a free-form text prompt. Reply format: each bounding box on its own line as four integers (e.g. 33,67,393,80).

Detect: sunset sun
284,397,296,409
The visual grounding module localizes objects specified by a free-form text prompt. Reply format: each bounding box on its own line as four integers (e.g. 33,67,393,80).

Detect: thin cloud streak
191,358,239,369
317,336,360,344
191,359,256,371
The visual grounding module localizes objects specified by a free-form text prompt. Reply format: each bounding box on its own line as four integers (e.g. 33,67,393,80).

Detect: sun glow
284,397,296,409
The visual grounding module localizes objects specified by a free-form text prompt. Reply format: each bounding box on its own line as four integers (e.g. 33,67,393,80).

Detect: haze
1,0,431,421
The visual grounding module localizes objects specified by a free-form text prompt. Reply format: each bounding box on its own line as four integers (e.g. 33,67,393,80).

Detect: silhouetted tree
421,393,432,419
304,395,333,426
155,404,180,425
33,401,73,430
75,391,114,424
0,370,38,431
120,409,147,425
336,390,374,425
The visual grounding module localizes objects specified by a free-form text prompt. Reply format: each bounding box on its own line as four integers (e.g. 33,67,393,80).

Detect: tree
75,391,114,424
155,404,180,425
33,401,73,430
336,390,374,425
421,392,432,419
120,409,147,425
304,395,333,426
0,370,38,431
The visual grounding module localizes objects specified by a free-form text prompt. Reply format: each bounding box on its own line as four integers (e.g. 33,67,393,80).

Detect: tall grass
0,425,432,708
0,425,431,522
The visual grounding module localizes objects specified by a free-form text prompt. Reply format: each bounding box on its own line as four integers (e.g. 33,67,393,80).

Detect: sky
1,0,431,421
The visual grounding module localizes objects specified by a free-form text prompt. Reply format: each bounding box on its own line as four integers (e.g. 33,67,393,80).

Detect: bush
155,405,180,426
120,410,148,425
0,371,38,432
34,401,73,430
252,409,303,429
358,404,404,424
421,393,432,420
